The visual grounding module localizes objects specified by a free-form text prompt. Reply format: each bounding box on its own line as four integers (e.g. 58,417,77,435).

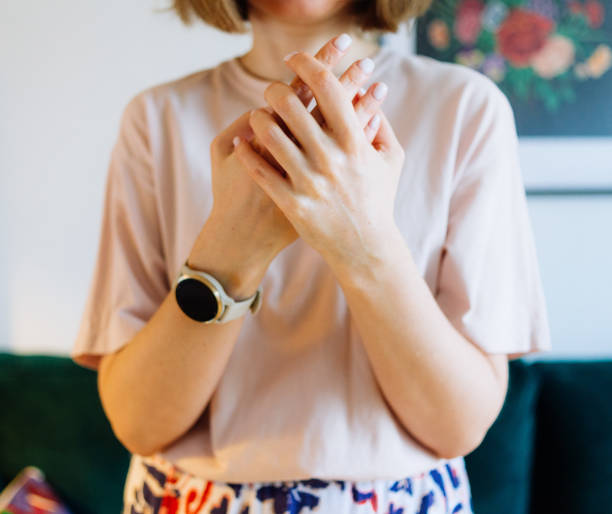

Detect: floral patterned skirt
122,452,473,514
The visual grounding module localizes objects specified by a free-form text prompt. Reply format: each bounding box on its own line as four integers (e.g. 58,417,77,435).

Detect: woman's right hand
187,35,389,298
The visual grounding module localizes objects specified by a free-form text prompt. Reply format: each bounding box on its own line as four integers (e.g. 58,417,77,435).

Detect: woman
72,0,552,512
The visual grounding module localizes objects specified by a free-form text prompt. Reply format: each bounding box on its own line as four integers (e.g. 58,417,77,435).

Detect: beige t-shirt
71,44,551,482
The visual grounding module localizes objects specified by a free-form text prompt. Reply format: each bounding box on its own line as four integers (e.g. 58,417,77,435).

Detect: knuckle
317,49,335,67
292,195,310,220
312,68,334,90
310,174,329,197
345,65,363,87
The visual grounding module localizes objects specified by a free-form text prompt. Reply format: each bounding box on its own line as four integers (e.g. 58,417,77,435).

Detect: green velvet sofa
1,353,611,513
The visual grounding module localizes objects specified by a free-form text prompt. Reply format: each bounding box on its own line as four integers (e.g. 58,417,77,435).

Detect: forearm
99,221,271,457
329,228,507,459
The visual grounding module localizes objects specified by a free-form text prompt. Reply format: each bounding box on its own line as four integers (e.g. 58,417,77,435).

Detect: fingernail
373,82,388,100
369,113,381,129
283,50,299,62
333,33,352,51
359,87,366,96
358,58,375,74
233,136,241,148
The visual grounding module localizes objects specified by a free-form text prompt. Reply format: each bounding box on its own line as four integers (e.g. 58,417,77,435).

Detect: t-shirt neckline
221,44,396,105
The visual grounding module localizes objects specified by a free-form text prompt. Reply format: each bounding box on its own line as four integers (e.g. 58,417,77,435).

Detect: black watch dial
175,277,220,322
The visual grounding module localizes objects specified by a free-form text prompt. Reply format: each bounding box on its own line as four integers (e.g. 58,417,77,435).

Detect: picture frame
405,0,612,194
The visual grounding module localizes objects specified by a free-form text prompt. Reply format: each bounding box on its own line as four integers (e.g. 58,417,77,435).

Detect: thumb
214,110,256,159
371,110,402,162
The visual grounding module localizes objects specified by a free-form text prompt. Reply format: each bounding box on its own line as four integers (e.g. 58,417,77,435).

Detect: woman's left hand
237,51,406,275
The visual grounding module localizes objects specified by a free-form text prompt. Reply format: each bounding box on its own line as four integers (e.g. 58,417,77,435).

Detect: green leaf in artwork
558,85,576,103
505,66,534,100
515,81,530,100
534,79,562,111
543,93,560,111
475,30,496,54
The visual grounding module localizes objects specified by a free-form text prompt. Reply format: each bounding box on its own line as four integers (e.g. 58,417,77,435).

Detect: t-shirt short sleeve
71,93,170,371
435,77,552,361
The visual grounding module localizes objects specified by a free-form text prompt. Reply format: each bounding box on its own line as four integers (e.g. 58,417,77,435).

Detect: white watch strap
179,261,263,323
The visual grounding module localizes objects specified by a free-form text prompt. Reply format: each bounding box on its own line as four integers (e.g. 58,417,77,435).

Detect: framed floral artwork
415,0,612,137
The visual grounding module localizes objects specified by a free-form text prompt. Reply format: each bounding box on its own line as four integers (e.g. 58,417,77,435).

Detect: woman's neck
238,8,380,84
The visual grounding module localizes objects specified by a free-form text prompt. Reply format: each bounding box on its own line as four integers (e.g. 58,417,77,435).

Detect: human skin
99,0,509,460
235,2,511,459
97,30,388,457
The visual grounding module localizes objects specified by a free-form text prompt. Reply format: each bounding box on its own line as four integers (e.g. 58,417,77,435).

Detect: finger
284,52,362,151
251,107,294,175
363,112,382,144
233,136,294,212
310,56,376,127
232,136,291,190
212,110,255,160
264,82,327,161
353,87,367,107
288,33,352,109
372,109,404,164
248,108,310,184
354,82,388,128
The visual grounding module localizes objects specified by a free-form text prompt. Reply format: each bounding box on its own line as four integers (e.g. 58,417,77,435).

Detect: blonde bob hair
165,0,432,34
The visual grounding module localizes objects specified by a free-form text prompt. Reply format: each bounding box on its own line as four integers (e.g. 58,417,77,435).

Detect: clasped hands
229,35,405,276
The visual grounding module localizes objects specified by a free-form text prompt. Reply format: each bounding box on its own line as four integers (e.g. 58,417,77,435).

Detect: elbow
432,424,489,460
113,423,164,457
101,400,161,457
436,368,508,459
97,357,164,457
434,395,506,460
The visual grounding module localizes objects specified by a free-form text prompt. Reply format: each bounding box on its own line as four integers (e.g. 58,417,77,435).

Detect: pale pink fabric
72,45,551,482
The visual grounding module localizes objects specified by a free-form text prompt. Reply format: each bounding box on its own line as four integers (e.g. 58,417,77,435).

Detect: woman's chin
248,0,351,25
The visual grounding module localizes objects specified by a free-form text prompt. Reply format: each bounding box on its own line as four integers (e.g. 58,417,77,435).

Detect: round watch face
175,277,220,322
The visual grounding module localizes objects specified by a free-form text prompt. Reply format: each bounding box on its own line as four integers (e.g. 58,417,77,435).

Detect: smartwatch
173,260,263,323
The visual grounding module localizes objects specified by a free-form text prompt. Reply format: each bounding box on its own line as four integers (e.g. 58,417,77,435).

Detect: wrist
187,220,273,300
327,225,407,288
185,254,265,301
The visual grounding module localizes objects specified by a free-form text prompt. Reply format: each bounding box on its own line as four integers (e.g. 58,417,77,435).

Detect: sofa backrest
0,353,130,514
1,353,611,514
464,358,612,514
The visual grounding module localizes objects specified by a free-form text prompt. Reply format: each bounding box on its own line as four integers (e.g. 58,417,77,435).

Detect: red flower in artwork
584,0,605,27
566,0,604,27
454,0,485,45
496,9,555,66
568,0,583,14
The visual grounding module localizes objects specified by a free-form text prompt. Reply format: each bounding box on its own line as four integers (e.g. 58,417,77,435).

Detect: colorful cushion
0,354,131,514
0,466,71,513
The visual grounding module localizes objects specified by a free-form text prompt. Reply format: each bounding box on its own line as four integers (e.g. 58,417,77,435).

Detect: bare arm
98,215,272,457
96,35,381,457
330,232,509,459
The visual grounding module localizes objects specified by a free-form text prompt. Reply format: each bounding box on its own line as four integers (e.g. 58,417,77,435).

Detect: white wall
1,1,610,361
